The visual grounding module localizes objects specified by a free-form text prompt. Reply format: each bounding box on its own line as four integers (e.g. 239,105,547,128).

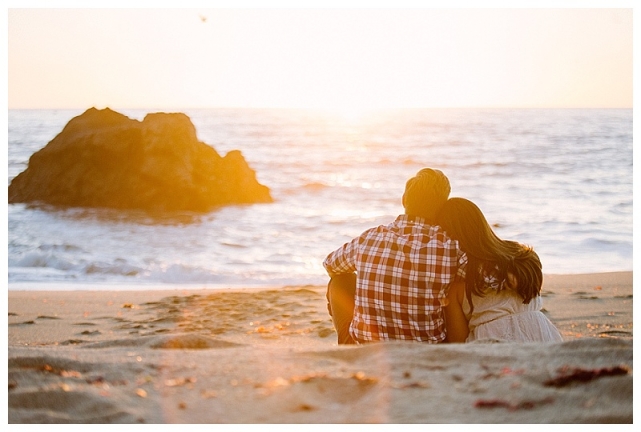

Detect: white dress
463,288,563,343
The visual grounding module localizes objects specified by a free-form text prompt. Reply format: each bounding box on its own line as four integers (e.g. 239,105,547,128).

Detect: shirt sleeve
323,235,360,277
457,250,468,279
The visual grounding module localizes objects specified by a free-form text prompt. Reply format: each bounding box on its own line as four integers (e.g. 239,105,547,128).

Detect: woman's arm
444,280,469,343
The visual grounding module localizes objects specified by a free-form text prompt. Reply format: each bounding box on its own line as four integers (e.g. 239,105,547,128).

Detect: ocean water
7,108,633,290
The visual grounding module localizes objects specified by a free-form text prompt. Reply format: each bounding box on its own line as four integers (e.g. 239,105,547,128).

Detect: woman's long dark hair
436,198,542,309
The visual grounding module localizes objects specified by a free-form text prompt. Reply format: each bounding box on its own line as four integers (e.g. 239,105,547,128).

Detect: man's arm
323,237,359,277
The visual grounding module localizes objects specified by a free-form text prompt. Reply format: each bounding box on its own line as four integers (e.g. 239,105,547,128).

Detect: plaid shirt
323,215,466,343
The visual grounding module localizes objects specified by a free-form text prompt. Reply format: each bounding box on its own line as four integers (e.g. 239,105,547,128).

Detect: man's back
323,214,465,343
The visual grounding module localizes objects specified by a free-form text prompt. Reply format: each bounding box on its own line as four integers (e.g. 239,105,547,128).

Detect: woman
436,197,563,343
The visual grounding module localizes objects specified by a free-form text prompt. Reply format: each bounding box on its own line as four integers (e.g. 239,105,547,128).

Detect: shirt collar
395,214,430,226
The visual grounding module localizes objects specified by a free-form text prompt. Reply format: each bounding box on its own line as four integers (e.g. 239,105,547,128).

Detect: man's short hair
403,168,451,221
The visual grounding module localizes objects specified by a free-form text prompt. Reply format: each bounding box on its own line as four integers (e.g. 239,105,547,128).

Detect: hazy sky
7,6,634,113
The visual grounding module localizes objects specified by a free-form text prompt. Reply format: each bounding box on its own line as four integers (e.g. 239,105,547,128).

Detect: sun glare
324,103,377,123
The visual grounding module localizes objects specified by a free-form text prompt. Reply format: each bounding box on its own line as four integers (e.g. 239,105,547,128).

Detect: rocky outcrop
8,108,273,212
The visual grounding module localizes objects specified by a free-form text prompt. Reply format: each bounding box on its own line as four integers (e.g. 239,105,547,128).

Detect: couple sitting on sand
323,167,563,344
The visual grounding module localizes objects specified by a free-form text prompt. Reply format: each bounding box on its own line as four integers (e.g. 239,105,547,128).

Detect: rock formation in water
8,108,273,212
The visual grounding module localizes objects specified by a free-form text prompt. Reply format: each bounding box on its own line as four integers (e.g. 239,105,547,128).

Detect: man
323,168,466,344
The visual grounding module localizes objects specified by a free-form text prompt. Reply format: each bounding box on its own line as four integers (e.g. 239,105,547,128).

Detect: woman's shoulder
479,262,506,290
471,284,542,312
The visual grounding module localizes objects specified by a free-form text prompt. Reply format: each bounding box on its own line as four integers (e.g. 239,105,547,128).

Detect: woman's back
437,197,563,343
462,285,563,342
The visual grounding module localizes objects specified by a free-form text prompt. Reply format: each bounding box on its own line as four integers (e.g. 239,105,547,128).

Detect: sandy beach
7,271,633,424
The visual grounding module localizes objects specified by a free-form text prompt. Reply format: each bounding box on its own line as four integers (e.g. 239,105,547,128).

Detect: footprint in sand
81,334,242,350
149,334,242,349
317,327,335,338
573,291,600,300
258,371,382,416
598,330,632,338
60,339,87,345
9,320,36,326
8,315,63,326
8,356,141,423
79,330,101,336
9,389,138,423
